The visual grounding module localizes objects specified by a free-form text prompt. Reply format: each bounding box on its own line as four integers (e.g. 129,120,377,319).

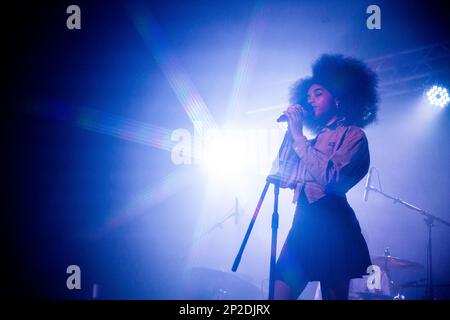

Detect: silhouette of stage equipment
350,291,394,300
182,267,263,300
232,129,298,300
349,247,425,300
186,198,241,251
232,174,282,300
371,249,424,300
363,167,450,300
398,279,450,290
371,255,424,270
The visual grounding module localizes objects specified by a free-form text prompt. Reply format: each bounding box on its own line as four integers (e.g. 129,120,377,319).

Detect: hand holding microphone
277,104,307,141
277,103,311,122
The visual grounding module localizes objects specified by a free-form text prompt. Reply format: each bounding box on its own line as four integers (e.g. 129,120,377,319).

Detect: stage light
202,129,251,181
426,85,449,108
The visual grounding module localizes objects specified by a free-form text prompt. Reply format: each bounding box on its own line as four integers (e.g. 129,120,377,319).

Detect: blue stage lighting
426,85,449,108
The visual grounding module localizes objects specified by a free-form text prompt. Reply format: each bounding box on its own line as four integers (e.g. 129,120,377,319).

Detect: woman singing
273,54,379,300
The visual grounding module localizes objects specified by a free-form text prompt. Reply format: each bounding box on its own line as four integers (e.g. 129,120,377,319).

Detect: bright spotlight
202,129,251,181
426,85,450,108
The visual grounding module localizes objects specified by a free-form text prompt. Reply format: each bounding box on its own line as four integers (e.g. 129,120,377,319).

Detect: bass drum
349,271,393,300
181,267,263,300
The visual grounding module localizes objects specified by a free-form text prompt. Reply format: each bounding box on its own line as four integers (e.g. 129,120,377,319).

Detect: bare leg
274,279,308,300
274,280,293,300
321,279,350,300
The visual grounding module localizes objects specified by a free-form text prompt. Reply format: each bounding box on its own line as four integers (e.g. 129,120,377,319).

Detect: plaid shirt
271,117,370,203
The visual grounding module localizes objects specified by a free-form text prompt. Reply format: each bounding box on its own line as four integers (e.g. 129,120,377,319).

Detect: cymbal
371,255,423,270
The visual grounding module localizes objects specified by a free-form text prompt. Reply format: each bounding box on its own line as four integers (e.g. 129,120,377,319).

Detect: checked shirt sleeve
292,127,370,195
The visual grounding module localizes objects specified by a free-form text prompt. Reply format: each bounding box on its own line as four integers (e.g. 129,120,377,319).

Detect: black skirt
275,191,371,289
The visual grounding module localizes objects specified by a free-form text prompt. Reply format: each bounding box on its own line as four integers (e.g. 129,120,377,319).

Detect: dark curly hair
289,54,379,131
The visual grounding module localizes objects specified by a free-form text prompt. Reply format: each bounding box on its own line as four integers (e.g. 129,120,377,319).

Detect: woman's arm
292,127,370,195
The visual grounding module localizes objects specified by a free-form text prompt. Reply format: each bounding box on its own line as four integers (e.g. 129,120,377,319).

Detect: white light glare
202,129,251,180
426,85,450,108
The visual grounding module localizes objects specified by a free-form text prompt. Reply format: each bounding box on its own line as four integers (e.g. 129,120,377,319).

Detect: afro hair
289,54,379,131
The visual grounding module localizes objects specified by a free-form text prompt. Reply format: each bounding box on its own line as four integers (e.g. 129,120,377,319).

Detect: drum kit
350,249,425,300
188,171,449,300
182,267,264,300
185,249,426,300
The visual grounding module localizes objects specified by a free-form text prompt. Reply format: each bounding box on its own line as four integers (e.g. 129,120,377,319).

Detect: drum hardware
364,167,450,299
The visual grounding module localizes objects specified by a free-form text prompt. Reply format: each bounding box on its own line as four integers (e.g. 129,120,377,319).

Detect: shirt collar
318,116,347,132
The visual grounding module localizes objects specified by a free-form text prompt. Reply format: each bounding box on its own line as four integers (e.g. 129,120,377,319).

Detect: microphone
276,105,310,122
363,167,374,202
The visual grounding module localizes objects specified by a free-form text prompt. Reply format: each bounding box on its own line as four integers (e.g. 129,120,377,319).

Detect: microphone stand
231,175,280,300
366,184,450,300
186,199,240,250
232,128,294,300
